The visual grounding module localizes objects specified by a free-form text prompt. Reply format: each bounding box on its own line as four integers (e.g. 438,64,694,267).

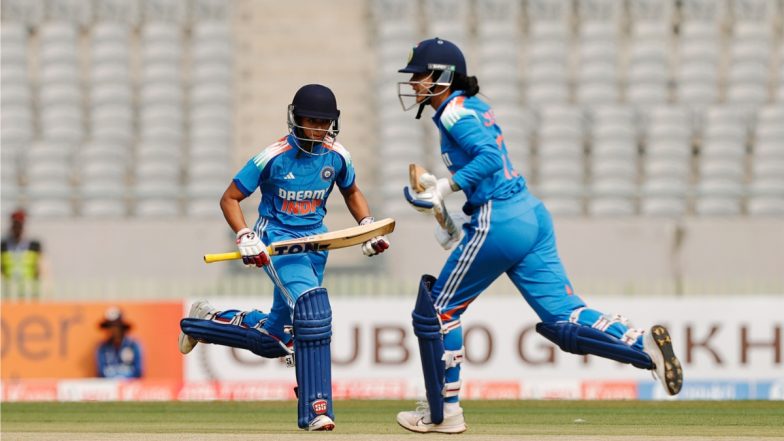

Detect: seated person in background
1,209,43,298
96,307,143,379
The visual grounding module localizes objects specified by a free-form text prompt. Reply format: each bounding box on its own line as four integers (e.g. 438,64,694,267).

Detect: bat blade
203,218,396,263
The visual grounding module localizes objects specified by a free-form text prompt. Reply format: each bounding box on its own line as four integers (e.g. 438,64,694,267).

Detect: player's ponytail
451,73,480,97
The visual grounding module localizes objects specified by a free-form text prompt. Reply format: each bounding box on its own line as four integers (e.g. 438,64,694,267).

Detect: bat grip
203,246,274,263
203,252,241,263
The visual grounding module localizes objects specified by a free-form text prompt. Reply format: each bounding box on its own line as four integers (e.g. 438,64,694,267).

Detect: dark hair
451,73,480,97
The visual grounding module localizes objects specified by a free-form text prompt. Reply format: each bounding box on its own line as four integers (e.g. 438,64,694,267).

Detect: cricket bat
204,218,395,263
409,163,459,238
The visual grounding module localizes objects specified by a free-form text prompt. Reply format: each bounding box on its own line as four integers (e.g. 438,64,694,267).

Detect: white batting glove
403,173,456,214
434,211,468,250
359,217,390,256
435,224,460,250
419,173,456,198
236,228,270,267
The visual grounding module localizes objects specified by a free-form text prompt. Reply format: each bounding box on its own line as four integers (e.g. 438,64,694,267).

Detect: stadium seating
4,0,783,218
1,1,234,218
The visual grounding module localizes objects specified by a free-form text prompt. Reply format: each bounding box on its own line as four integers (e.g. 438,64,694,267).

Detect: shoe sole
310,423,335,431
178,331,195,354
179,301,211,354
396,416,467,434
651,325,683,395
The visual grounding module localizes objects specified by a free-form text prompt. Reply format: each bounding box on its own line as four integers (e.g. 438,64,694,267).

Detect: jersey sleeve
233,159,264,197
131,341,143,378
332,144,356,189
440,107,503,191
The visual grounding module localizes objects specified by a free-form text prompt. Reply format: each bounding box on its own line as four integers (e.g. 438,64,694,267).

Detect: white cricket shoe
643,325,683,395
178,300,217,354
307,415,335,431
397,401,467,434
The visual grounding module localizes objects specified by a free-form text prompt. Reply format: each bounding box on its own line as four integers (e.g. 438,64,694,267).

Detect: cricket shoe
178,300,217,354
397,401,467,434
643,325,683,395
307,415,335,431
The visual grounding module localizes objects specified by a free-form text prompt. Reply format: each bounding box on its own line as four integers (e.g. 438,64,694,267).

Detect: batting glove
359,217,390,257
236,228,270,267
403,173,456,214
434,211,468,250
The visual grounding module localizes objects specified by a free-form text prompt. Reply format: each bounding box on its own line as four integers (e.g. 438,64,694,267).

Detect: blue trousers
246,218,328,340
434,192,644,403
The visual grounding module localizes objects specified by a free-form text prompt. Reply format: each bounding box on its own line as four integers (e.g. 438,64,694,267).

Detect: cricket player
397,38,683,433
178,84,389,431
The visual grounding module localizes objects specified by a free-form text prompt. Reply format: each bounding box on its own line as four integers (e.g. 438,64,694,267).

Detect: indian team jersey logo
312,399,328,415
320,166,335,182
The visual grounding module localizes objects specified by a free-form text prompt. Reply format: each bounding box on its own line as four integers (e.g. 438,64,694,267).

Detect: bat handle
433,204,459,238
203,246,275,263
203,252,241,263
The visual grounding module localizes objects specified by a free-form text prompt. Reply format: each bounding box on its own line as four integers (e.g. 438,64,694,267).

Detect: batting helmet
287,84,341,148
397,38,466,117
398,37,467,76
290,84,340,120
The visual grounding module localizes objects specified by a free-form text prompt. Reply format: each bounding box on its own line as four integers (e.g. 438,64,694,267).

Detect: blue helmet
397,38,466,118
398,37,467,76
290,84,340,120
287,84,340,150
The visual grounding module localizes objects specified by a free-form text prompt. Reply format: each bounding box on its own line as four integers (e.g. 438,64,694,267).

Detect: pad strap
443,347,464,369
443,379,462,398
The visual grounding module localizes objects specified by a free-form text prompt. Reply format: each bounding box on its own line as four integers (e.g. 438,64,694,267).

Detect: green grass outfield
2,400,783,440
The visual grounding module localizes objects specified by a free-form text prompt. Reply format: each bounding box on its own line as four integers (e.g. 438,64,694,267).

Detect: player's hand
403,185,437,214
359,217,390,256
236,228,270,267
434,211,468,250
403,173,456,214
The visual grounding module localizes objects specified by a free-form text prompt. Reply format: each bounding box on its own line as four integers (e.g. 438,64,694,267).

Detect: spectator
96,307,143,378
1,209,43,298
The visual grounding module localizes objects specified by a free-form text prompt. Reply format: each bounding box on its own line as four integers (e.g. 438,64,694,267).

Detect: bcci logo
320,166,335,181
312,399,328,415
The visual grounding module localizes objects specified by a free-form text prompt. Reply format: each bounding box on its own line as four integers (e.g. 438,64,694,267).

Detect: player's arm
96,346,108,378
339,183,390,256
339,182,371,224
445,113,503,191
221,162,271,267
131,341,143,378
220,182,250,234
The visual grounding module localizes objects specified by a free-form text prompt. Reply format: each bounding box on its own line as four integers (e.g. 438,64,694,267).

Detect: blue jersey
234,135,356,228
433,91,526,210
96,337,143,379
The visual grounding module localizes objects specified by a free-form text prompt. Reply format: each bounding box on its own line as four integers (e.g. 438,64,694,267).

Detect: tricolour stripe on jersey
435,201,492,311
439,96,479,132
252,138,291,170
